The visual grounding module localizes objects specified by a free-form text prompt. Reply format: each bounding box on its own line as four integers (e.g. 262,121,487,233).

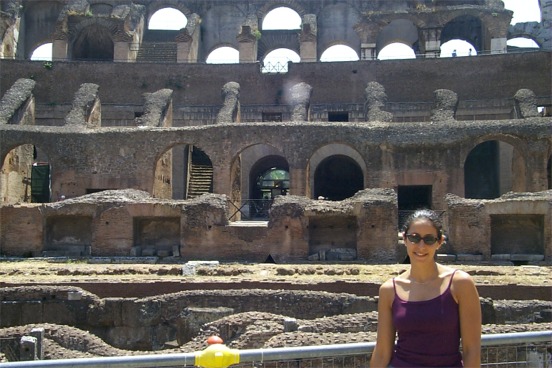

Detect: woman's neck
407,263,440,284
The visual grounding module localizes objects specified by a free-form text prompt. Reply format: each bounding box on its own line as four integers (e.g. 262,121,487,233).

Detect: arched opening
149,8,187,30
31,43,53,61
187,146,213,199
72,24,114,61
249,155,289,219
320,44,359,62
206,46,239,64
440,39,477,57
314,155,363,201
507,37,540,52
464,141,517,199
377,43,416,60
153,145,213,200
441,15,482,54
262,7,301,30
262,48,300,73
376,19,419,59
1,145,50,204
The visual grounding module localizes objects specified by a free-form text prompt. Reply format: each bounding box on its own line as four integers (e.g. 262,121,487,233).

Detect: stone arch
228,144,289,220
1,143,51,204
71,23,114,61
463,136,526,199
30,43,53,60
320,44,359,61
145,0,192,24
258,42,301,62
441,14,484,53
308,144,366,200
206,45,240,64
200,5,247,61
260,6,302,30
256,1,307,20
22,0,65,59
376,19,419,55
317,3,361,57
249,156,290,217
507,34,542,49
153,143,213,200
148,7,187,30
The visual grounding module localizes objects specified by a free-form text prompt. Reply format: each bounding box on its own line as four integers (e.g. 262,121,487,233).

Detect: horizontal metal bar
480,330,552,346
239,341,374,362
0,353,197,368
1,330,550,367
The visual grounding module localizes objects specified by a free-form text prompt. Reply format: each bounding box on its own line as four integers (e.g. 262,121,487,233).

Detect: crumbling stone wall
0,285,550,352
445,191,552,262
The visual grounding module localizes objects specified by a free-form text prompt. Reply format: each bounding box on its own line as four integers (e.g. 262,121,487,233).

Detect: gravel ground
0,259,550,286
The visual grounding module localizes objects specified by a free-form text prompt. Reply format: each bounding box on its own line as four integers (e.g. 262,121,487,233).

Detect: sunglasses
405,233,439,245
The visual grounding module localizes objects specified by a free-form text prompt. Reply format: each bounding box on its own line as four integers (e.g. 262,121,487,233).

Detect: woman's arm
370,279,396,368
453,271,482,368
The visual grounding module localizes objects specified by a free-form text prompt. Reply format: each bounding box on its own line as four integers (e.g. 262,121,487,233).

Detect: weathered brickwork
0,0,550,263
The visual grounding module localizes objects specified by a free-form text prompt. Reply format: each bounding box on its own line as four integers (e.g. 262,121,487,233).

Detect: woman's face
404,218,442,263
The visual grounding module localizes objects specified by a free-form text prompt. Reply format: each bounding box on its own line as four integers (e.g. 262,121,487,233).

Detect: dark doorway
250,156,289,218
314,155,363,201
262,112,282,122
187,146,213,199
31,163,51,203
328,111,349,122
465,141,499,199
72,25,114,61
398,185,432,210
398,185,432,229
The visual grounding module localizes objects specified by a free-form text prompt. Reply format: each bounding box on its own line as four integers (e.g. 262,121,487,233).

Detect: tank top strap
392,277,397,294
446,269,457,290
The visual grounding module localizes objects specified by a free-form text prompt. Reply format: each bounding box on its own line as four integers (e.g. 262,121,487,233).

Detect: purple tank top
390,270,462,367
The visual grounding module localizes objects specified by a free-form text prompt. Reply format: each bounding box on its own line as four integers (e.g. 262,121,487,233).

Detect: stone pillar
30,328,44,360
514,89,539,118
364,81,393,122
299,14,317,62
237,26,258,63
431,89,458,122
216,82,240,124
64,83,101,129
289,167,306,197
289,82,313,121
522,140,549,192
176,13,200,63
20,336,38,361
113,41,131,62
52,39,68,61
419,27,442,58
360,43,377,60
491,37,507,54
540,0,552,48
0,78,36,125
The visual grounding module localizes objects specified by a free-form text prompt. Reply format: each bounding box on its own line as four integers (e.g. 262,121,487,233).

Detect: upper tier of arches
4,0,546,65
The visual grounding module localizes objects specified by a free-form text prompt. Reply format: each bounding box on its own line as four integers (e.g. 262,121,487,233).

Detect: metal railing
1,330,550,367
228,199,273,221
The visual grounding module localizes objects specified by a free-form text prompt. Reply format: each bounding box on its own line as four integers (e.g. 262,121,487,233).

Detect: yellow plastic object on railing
194,343,240,368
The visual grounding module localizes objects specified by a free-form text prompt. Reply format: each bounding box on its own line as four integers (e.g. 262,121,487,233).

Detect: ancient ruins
0,0,551,263
0,0,551,362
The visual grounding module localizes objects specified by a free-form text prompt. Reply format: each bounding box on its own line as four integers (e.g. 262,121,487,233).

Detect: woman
370,210,481,367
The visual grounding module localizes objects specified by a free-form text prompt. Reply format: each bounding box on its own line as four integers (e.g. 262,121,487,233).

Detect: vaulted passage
314,155,363,201
465,141,500,199
72,25,114,61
